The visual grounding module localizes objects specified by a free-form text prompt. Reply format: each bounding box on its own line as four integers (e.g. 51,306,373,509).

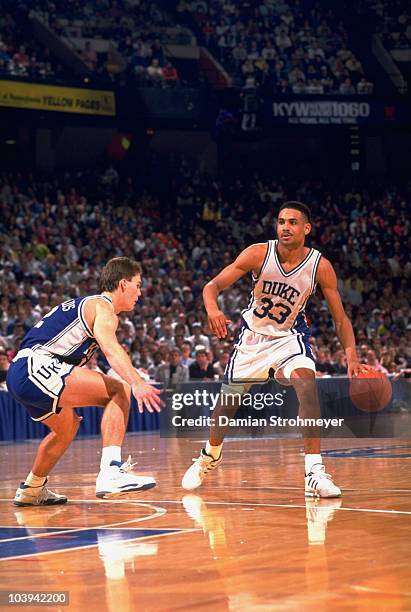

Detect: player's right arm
204,243,266,338
91,300,162,413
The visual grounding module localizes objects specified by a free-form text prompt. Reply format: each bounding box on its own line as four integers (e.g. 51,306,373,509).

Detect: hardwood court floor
0,434,410,611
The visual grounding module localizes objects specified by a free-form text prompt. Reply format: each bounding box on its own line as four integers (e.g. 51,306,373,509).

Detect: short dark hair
99,257,142,292
278,201,312,224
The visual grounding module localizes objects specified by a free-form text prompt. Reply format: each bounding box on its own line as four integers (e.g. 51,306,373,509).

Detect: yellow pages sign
0,81,115,116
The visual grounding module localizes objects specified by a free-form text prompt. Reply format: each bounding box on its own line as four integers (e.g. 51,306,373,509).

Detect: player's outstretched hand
207,309,231,339
348,362,373,378
132,381,163,414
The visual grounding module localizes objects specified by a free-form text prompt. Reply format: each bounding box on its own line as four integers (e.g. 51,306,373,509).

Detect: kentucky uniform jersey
20,294,112,366
242,240,322,338
7,294,112,421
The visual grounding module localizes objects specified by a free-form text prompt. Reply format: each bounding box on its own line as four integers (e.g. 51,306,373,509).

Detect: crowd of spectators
0,161,409,391
27,0,180,87
1,0,379,93
361,0,411,49
0,6,65,82
177,0,374,94
0,0,181,87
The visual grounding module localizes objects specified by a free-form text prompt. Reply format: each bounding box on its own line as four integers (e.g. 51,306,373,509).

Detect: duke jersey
242,240,322,337
20,294,112,366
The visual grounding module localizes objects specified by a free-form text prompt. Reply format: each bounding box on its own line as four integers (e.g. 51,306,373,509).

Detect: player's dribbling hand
207,309,231,338
347,361,373,378
132,381,163,414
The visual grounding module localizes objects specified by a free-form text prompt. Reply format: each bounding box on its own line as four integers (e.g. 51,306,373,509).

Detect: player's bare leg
290,368,341,498
99,381,131,447
182,383,249,490
14,368,155,506
209,384,248,446
31,407,83,477
61,368,155,498
14,407,82,506
290,368,321,455
27,371,132,480
61,367,131,444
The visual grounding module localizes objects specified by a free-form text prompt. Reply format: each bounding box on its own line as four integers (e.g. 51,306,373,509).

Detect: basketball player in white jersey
182,202,369,497
7,257,162,505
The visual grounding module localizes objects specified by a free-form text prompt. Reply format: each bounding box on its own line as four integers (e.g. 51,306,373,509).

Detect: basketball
349,369,392,412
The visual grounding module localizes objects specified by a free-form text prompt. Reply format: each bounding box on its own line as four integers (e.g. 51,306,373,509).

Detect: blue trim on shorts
276,333,315,372
6,358,74,421
223,320,248,384
301,333,315,360
293,312,310,335
277,348,303,371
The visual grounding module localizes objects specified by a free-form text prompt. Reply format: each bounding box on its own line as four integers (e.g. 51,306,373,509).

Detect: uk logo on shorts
7,354,74,422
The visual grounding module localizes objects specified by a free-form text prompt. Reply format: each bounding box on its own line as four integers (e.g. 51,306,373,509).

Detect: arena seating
27,0,181,86
0,4,66,82
175,0,375,94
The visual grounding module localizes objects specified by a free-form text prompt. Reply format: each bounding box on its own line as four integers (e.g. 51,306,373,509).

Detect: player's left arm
316,257,371,378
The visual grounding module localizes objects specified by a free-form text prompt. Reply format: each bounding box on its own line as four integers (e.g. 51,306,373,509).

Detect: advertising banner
0,80,115,116
267,99,409,125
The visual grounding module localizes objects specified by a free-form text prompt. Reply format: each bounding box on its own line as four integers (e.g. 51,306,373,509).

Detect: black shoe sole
13,498,68,506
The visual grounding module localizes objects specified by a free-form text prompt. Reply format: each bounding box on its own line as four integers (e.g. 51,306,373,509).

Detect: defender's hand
132,381,163,414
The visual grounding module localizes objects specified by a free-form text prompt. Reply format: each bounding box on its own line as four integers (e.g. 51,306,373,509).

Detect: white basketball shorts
224,325,316,389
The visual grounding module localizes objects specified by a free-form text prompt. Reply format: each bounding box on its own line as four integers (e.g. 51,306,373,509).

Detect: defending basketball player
7,257,162,505
182,202,370,497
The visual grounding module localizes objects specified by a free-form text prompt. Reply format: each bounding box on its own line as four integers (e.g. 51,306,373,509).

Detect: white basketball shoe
182,449,222,491
96,456,156,499
305,463,341,498
14,479,67,506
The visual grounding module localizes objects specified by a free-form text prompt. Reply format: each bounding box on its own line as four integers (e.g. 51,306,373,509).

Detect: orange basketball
349,369,392,412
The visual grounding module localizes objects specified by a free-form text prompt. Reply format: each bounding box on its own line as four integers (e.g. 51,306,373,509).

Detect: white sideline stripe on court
0,529,200,562
127,499,411,516
2,485,411,493
1,497,410,516
222,485,411,493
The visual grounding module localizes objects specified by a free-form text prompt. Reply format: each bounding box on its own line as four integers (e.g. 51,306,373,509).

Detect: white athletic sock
206,441,222,460
100,446,122,471
305,453,322,475
24,471,47,488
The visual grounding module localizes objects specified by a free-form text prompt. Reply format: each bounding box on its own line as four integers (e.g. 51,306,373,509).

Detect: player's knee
53,414,80,443
290,368,317,396
107,378,130,407
290,368,316,382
